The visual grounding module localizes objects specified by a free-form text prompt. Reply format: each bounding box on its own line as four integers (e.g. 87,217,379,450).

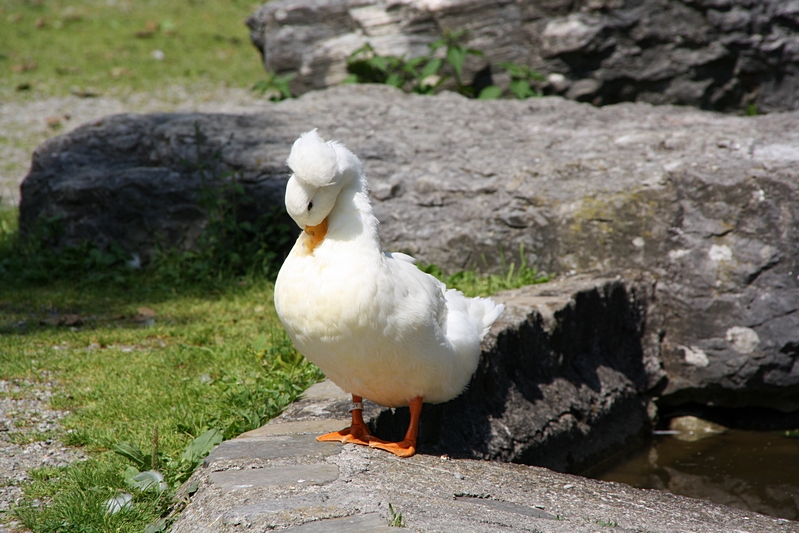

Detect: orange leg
369,396,422,458
317,395,373,446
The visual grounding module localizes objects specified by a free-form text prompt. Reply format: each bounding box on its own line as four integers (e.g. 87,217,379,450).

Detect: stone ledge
169,273,798,532
172,390,796,533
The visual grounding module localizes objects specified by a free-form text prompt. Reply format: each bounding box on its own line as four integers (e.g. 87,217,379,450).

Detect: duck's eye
307,201,313,211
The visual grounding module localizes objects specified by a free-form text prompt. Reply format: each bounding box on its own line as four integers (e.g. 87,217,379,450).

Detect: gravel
0,84,276,207
0,378,86,531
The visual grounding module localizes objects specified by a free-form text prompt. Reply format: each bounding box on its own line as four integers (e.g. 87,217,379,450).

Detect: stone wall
247,0,799,113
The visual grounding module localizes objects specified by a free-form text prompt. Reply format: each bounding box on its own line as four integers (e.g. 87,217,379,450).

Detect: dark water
595,429,799,520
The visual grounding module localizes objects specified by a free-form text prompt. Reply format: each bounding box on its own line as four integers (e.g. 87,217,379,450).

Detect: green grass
0,0,265,99
1,272,323,532
421,246,550,297
0,199,324,532
387,503,407,528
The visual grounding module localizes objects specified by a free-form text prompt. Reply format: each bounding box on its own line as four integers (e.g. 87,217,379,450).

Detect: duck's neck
327,174,381,251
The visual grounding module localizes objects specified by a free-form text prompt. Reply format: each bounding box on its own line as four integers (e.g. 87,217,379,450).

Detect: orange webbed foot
317,425,373,446
317,395,373,447
367,396,423,459
369,439,416,458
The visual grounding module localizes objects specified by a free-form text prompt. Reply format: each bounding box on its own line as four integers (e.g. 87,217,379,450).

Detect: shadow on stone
371,275,657,475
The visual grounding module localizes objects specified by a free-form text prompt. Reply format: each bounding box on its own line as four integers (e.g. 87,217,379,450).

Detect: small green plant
252,70,295,101
430,30,484,96
477,85,504,100
499,61,546,99
344,42,445,95
115,428,223,487
387,503,406,527
344,30,487,97
343,32,542,100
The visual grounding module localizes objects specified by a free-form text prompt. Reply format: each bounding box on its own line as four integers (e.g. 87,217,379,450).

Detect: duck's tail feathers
445,290,504,340
471,297,504,340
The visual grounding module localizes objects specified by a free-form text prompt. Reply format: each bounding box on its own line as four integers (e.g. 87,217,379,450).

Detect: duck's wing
381,251,503,343
382,250,449,334
381,251,503,404
384,251,417,265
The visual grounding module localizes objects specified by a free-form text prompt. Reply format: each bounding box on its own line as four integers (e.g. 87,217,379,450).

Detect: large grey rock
246,0,799,113
19,113,300,263
19,84,799,419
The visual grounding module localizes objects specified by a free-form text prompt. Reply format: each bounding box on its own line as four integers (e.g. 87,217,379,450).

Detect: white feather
286,129,338,188
275,130,503,408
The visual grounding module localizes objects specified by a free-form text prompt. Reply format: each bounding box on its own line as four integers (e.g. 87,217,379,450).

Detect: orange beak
304,217,328,252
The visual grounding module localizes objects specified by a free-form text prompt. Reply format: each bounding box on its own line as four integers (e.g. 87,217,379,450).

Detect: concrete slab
455,495,558,520
174,437,798,533
222,494,331,518
281,513,391,532
174,401,798,533
209,465,339,492
220,494,355,529
203,434,340,466
239,419,348,438
171,281,798,533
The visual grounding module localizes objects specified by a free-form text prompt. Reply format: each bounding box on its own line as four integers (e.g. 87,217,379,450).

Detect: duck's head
284,130,356,250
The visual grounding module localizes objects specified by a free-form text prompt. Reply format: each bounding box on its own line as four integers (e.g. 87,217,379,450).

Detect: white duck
274,130,503,457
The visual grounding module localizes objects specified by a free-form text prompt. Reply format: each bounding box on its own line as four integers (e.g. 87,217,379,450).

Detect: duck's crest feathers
287,129,338,187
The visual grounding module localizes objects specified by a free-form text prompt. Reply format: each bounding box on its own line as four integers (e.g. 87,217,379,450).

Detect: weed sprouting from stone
387,503,407,527
252,70,295,101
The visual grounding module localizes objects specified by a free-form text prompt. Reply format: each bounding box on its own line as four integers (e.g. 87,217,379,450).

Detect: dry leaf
41,314,82,327
11,62,37,73
135,21,159,38
62,314,82,326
